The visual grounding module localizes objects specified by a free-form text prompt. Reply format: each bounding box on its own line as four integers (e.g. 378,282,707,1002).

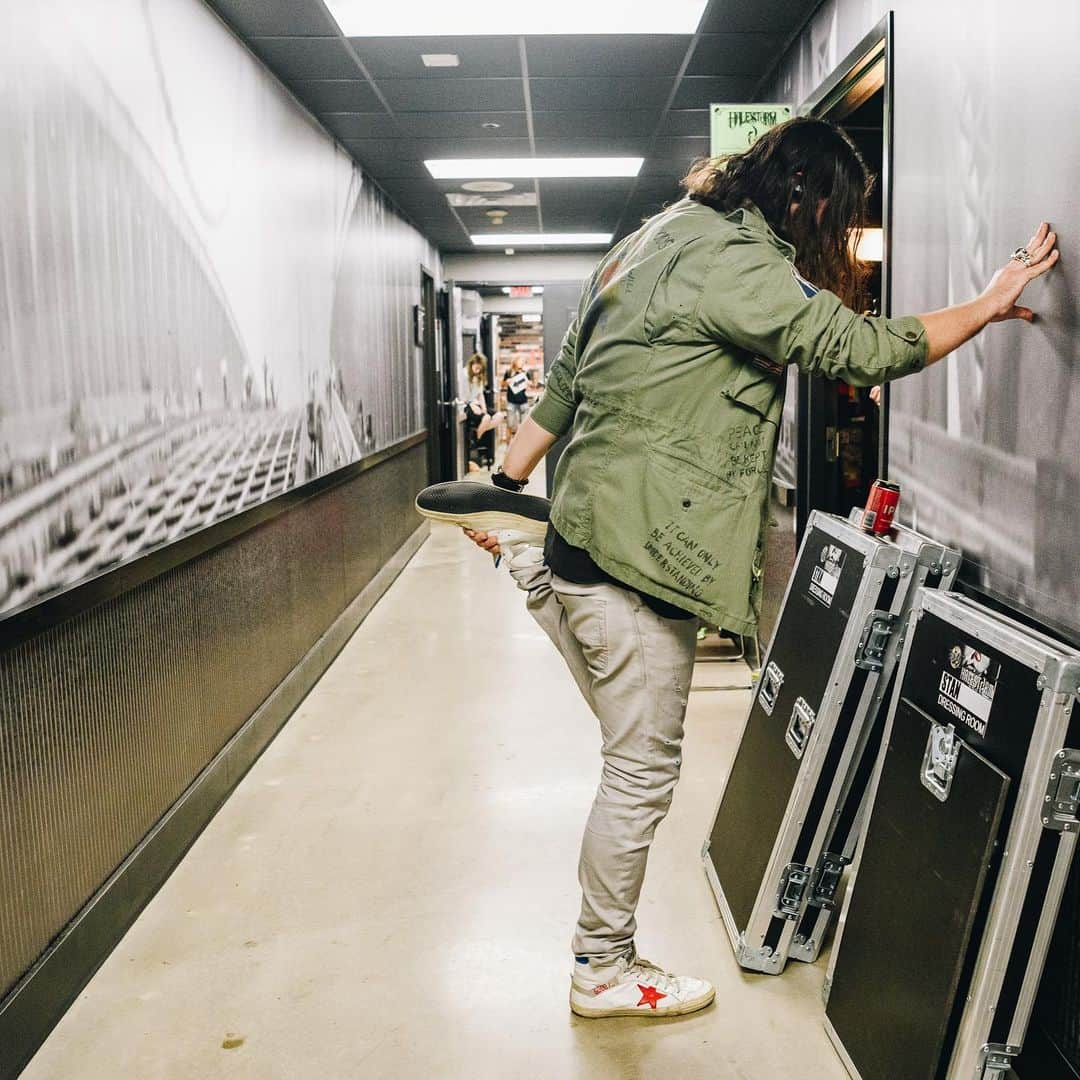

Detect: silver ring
1011,246,1033,267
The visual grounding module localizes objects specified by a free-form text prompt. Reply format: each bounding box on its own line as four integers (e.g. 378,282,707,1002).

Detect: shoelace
625,956,680,995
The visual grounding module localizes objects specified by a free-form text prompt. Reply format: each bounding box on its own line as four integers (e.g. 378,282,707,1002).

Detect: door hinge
775,862,813,920
785,696,816,759
921,722,960,802
1042,748,1080,832
854,610,898,672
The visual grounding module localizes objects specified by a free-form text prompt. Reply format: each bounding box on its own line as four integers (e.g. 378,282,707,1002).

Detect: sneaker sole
568,986,716,1019
414,483,549,546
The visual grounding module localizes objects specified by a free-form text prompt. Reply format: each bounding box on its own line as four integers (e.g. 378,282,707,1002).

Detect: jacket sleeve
696,229,928,387
530,313,581,437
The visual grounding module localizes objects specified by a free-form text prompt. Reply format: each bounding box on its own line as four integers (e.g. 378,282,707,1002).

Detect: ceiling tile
537,178,638,203
531,111,661,139
348,36,522,77
640,153,703,179
687,33,786,76
396,112,530,138
349,155,430,179
410,136,533,159
457,206,540,231
661,110,711,137
321,112,401,140
531,135,651,157
204,0,337,36
248,37,361,79
378,78,525,112
524,35,690,77
290,79,381,112
673,75,757,109
529,77,674,111
700,0,819,34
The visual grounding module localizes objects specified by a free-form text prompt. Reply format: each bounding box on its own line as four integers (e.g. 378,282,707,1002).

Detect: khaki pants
511,559,698,963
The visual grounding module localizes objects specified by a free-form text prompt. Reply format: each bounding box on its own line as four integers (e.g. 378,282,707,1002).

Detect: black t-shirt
504,370,529,404
544,527,694,620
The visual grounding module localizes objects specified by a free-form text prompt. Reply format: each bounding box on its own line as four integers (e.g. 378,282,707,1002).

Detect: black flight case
824,589,1080,1080
702,508,959,975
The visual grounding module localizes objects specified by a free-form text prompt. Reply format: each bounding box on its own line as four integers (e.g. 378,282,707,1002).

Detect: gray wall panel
762,0,1080,641
0,440,426,1022
762,5,1080,1073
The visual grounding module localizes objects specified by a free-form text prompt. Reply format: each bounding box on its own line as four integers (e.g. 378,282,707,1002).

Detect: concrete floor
25,508,848,1079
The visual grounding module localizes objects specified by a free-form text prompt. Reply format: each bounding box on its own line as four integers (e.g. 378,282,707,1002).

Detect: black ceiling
204,0,820,253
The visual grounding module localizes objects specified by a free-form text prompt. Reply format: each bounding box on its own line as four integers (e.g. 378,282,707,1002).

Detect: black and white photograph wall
767,0,1080,641
0,0,439,619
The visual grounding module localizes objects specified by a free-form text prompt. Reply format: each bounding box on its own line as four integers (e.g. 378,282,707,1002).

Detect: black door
421,269,457,484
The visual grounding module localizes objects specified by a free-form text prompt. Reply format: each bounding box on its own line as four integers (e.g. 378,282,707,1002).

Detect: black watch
492,468,527,493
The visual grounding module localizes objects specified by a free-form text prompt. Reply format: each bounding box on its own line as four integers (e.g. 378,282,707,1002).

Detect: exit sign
710,104,792,156
509,286,532,298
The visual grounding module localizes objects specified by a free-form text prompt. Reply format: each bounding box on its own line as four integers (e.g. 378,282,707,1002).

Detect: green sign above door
710,104,792,157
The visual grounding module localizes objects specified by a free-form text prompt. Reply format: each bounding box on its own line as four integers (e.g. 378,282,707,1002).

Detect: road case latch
1042,748,1080,832
759,660,784,716
775,862,812,920
785,697,816,759
921,722,960,802
854,610,899,673
809,852,850,910
979,1043,1014,1080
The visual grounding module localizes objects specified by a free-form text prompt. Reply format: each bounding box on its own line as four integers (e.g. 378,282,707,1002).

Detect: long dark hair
682,117,872,309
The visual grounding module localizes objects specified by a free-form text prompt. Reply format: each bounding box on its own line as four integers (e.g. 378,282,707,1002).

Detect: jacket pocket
637,454,752,610
721,360,784,420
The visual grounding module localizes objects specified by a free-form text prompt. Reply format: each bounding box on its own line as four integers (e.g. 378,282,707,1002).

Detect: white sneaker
569,953,715,1019
495,530,545,571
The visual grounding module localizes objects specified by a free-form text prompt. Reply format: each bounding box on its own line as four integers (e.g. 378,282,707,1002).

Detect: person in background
466,353,491,405
419,116,1059,1020
501,357,532,436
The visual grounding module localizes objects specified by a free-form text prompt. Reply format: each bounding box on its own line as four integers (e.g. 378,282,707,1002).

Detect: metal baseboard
0,522,428,1080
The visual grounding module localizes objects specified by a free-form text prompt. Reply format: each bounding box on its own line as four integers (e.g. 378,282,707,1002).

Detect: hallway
24,521,845,1079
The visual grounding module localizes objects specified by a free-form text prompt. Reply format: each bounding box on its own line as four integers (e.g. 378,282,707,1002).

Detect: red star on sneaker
636,984,667,1009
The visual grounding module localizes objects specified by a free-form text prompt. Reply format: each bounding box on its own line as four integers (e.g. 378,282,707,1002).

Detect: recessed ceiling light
325,0,707,35
462,180,514,193
427,158,642,179
504,248,515,255
472,233,612,247
421,53,460,67
481,121,501,130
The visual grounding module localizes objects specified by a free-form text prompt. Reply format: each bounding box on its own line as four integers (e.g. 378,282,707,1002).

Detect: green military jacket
530,198,928,634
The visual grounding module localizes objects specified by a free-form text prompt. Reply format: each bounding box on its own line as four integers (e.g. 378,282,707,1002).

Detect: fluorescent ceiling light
472,233,611,247
426,158,642,179
421,54,459,67
325,0,708,36
500,286,544,295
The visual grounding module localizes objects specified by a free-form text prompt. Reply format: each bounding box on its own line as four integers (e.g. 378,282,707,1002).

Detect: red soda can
862,480,900,535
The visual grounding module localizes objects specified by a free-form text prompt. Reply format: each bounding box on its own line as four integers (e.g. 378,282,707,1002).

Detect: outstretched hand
982,221,1060,323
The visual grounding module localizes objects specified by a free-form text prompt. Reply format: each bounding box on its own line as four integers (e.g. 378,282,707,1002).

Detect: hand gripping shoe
415,482,549,549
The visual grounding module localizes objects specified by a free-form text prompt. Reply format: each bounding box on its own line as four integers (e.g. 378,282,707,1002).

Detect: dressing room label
808,544,845,608
936,644,1000,736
